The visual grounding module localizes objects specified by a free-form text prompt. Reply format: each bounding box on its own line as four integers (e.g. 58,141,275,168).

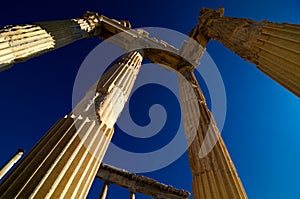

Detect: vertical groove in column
64,125,105,198
205,9,300,97
256,23,300,96
0,12,102,71
0,24,55,70
177,70,247,199
0,117,79,197
0,51,143,198
0,118,66,190
31,118,96,198
78,129,114,199
96,51,143,129
58,123,102,198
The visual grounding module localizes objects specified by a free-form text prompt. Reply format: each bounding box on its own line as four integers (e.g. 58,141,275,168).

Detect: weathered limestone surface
0,51,143,199
178,10,247,198
197,8,300,97
177,69,247,199
1,7,297,199
0,12,101,71
96,164,190,199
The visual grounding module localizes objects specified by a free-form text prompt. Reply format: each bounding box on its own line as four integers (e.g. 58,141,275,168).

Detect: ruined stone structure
0,12,102,71
97,164,190,199
192,8,300,97
0,7,299,199
179,8,247,199
177,69,247,199
0,51,143,198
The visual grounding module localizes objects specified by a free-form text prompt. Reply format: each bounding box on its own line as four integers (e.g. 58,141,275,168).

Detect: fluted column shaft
0,51,143,198
205,10,300,97
177,69,247,199
0,12,102,71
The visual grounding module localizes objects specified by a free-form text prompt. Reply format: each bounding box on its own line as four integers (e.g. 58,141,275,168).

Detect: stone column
177,69,247,199
0,148,24,180
0,12,102,71
129,191,136,199
98,182,109,199
178,8,248,198
0,51,143,199
198,8,300,97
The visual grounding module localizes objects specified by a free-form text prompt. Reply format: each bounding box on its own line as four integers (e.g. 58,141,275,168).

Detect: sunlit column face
0,24,55,70
69,51,143,166
0,51,143,199
206,11,300,97
0,12,102,72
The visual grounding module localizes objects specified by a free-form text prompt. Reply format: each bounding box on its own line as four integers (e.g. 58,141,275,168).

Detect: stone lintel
96,164,190,199
98,15,199,70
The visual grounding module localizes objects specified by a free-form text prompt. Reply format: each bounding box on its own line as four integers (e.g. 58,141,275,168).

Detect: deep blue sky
0,0,299,199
